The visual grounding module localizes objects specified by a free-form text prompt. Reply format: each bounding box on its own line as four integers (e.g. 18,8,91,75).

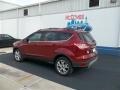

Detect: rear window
79,32,94,43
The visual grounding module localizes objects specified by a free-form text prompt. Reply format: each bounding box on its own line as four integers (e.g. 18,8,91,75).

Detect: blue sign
66,16,92,32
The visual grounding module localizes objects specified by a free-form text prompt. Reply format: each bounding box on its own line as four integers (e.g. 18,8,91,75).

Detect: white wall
86,7,120,47
0,7,120,48
2,19,18,38
40,7,120,47
2,9,18,19
41,0,120,15
0,1,19,11
18,16,42,39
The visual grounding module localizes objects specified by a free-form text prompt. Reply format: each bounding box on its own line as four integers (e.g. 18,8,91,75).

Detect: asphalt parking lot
0,53,120,90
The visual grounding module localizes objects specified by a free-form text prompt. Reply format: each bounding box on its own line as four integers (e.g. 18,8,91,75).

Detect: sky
1,0,49,6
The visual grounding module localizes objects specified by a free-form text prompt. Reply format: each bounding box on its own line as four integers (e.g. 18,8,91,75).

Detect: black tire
14,49,23,62
55,57,73,76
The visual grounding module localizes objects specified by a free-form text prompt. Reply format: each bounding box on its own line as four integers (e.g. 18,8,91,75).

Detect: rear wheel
55,57,73,76
14,49,23,62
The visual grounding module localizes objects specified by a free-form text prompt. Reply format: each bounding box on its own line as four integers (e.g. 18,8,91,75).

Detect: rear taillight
75,43,89,49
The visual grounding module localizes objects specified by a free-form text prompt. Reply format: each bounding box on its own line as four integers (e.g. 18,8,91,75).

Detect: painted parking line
0,63,74,90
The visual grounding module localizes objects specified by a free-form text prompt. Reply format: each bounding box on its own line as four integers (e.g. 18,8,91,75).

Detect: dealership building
0,0,120,55
0,0,20,11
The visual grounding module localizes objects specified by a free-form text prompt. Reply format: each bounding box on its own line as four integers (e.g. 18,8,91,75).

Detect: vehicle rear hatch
79,32,96,47
78,32,97,58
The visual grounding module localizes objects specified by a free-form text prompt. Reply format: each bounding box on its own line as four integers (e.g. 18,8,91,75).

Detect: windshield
79,32,95,44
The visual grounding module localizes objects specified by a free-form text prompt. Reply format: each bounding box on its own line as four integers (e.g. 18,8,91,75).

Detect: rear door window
44,32,56,41
56,32,72,40
44,32,72,41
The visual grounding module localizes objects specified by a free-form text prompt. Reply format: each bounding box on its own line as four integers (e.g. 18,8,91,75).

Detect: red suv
13,28,97,75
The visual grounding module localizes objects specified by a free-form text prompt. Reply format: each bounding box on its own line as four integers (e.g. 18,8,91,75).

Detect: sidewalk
0,63,73,90
0,48,73,90
0,47,13,54
0,75,22,90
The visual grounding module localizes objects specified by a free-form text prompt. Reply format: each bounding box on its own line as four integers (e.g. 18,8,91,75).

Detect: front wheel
55,57,73,76
14,49,23,62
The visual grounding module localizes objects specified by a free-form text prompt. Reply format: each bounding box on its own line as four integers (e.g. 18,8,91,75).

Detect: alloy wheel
14,50,22,61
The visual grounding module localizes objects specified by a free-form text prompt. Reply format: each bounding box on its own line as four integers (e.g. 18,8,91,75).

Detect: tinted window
89,0,99,7
29,33,42,41
0,35,2,40
24,9,28,16
110,0,117,3
44,32,56,41
79,32,94,43
56,32,72,40
0,34,14,40
44,32,72,41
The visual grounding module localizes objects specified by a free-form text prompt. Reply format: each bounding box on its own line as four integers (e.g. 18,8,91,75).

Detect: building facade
0,0,20,11
0,0,120,55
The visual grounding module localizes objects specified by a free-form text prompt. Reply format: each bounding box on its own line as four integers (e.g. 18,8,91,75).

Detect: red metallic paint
13,29,97,67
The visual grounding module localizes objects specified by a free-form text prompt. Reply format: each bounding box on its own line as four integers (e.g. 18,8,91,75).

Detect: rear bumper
72,55,98,67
